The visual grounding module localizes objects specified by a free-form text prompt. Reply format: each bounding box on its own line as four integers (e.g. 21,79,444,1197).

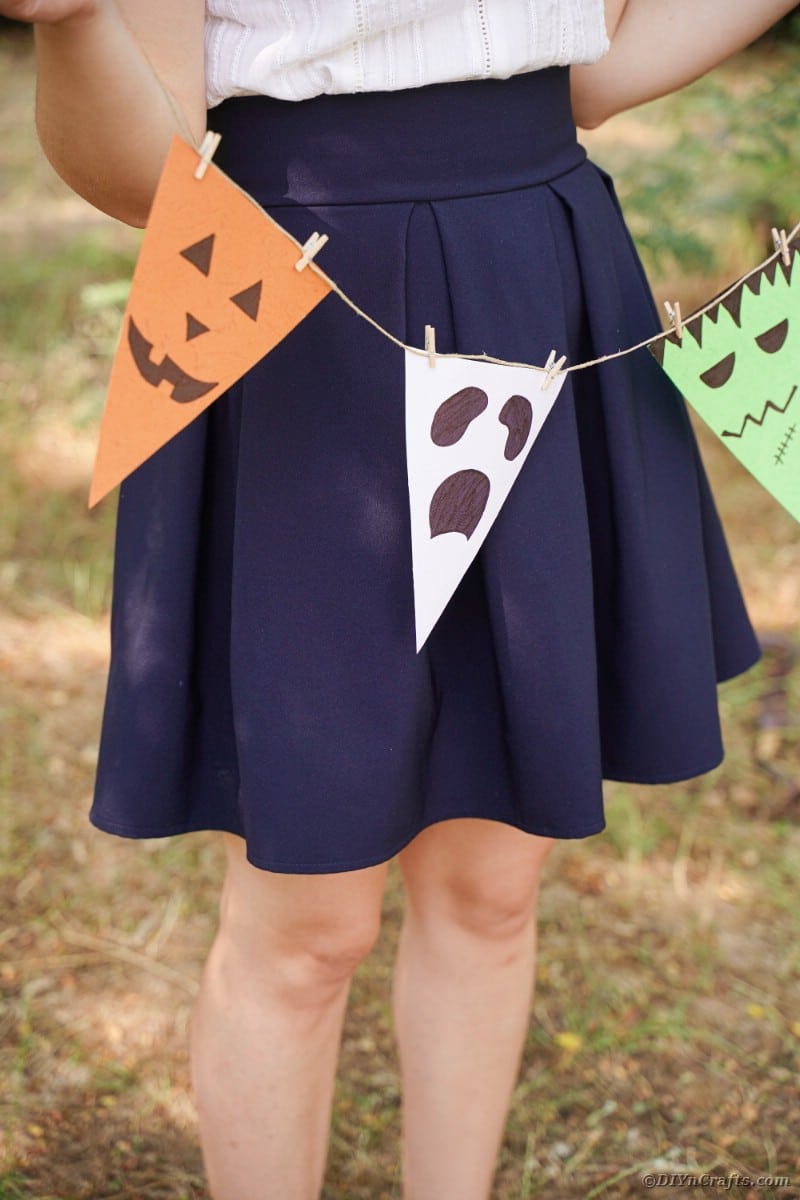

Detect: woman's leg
191,833,390,1200
394,819,554,1200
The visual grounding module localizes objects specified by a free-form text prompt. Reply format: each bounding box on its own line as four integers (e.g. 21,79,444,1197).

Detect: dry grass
1,27,799,1200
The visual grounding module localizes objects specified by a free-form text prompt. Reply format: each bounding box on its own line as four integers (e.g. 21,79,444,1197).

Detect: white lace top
205,1,609,106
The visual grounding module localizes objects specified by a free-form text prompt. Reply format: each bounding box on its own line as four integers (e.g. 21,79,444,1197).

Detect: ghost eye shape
700,352,735,389
755,318,789,354
431,387,489,446
498,394,533,461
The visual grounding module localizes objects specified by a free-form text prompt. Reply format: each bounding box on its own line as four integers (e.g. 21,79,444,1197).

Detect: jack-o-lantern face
126,233,264,404
653,241,799,523
90,136,332,507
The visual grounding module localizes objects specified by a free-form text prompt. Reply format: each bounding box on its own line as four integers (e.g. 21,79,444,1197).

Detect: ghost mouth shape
127,316,219,404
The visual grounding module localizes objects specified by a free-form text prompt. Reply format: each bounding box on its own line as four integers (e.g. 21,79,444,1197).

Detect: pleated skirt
90,68,760,872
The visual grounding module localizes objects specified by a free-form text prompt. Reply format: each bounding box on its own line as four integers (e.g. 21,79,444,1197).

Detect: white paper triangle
405,349,566,651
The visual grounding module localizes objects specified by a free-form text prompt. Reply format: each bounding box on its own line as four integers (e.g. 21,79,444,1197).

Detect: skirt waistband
208,68,585,207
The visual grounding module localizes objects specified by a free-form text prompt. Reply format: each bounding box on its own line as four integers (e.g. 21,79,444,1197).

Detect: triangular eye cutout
230,280,263,321
180,234,215,275
186,313,210,341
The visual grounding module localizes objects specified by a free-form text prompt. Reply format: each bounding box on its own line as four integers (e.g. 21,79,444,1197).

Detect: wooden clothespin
425,325,437,368
194,130,222,180
540,348,566,391
295,231,330,272
771,227,791,268
664,300,683,340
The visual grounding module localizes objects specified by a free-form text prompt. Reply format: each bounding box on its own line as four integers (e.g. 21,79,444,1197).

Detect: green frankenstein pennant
652,236,800,525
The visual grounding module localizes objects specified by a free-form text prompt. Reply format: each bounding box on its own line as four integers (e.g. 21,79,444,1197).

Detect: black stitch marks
774,423,796,466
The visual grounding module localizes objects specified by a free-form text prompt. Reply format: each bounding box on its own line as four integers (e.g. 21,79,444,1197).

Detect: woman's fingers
0,0,98,24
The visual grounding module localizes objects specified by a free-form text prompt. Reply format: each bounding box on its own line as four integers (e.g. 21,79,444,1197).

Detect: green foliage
593,47,799,279
0,235,136,358
756,7,800,44
0,448,117,618
0,1174,32,1200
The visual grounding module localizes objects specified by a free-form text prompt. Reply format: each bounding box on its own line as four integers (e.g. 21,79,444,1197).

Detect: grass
0,238,135,358
582,38,799,283
1,25,799,1200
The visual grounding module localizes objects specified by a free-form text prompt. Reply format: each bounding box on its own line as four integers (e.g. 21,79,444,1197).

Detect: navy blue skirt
90,68,760,873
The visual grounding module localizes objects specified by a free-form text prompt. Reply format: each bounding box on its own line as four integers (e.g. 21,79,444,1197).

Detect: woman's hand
0,0,98,23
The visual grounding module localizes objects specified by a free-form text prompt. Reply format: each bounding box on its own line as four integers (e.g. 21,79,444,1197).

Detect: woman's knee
211,835,387,1001
400,822,555,943
444,864,549,942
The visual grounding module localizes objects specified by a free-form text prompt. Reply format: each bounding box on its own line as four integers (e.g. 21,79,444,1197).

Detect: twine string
306,220,800,378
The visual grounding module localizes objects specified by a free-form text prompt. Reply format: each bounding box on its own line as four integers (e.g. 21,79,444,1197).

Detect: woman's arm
2,0,206,225
572,0,799,128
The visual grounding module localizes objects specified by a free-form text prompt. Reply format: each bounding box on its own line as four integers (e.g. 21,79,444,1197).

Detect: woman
4,2,794,1197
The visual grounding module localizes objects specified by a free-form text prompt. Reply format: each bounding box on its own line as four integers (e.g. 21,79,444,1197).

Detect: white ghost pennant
405,349,566,651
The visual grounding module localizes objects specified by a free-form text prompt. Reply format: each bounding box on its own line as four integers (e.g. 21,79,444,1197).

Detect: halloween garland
89,134,799,648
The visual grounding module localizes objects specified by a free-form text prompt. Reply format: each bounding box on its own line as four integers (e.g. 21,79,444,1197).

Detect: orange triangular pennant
89,136,332,506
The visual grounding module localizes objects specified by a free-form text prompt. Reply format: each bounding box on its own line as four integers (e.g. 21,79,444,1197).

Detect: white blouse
205,1,609,106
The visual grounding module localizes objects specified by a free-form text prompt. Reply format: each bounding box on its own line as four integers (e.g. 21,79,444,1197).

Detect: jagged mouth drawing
127,316,219,404
721,383,797,441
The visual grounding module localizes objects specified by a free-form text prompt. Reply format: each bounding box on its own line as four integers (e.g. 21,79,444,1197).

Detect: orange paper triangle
89,136,332,506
